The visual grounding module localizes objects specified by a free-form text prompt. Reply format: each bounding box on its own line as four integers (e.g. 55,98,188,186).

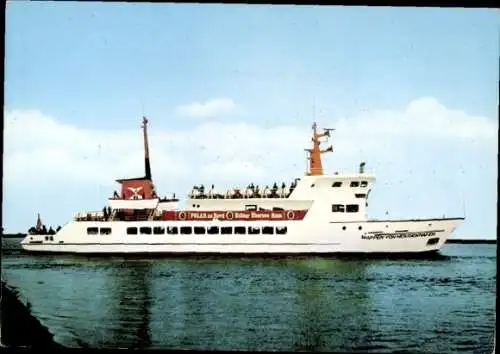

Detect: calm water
1,240,496,353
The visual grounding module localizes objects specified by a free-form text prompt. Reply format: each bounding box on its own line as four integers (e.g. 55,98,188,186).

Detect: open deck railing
74,211,106,222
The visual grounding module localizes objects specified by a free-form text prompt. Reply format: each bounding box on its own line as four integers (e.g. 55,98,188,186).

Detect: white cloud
337,97,496,141
2,97,498,237
175,98,236,118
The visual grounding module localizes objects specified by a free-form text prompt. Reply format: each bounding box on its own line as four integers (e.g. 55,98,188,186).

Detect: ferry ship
21,117,464,255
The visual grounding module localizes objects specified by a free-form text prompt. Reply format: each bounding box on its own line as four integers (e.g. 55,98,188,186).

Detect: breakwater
1,281,64,348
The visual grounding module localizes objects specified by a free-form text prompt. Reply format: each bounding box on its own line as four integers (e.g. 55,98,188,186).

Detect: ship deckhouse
104,116,180,221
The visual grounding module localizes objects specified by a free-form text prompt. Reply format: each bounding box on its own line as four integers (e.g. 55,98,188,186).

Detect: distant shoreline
1,233,496,244
445,239,497,244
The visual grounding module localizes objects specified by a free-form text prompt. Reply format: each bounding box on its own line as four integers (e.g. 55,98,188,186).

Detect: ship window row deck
332,204,360,213
87,226,288,236
330,181,369,188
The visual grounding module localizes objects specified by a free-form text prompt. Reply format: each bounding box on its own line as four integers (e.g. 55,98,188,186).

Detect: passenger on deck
113,191,120,199
48,227,55,235
56,226,61,232
254,185,261,198
42,225,47,235
102,206,108,220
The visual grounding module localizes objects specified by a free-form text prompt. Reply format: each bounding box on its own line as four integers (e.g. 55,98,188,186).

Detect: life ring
286,210,295,220
178,211,186,221
226,211,234,220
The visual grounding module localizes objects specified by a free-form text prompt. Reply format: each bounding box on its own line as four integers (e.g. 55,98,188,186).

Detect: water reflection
285,258,372,351
104,259,153,348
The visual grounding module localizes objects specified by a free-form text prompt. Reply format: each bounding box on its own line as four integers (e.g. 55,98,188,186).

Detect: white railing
74,211,106,222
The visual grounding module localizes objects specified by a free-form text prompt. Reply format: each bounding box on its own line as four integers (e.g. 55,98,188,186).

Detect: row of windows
332,204,360,213
87,227,112,235
331,181,368,188
87,226,288,236
127,226,288,235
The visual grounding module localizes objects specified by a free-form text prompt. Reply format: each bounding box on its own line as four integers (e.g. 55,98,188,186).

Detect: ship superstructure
22,117,464,255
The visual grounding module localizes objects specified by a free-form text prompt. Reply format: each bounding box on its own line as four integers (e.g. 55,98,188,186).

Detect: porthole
342,226,346,231
310,183,315,188
358,226,362,230
385,225,389,228
44,236,48,241
192,204,196,207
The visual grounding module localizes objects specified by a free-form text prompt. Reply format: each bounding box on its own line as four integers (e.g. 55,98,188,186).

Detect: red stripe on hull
162,210,308,221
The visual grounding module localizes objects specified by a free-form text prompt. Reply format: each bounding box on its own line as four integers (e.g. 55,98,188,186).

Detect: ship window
276,227,287,235
427,237,439,246
194,227,205,235
332,181,342,187
245,205,257,211
262,226,274,235
140,227,152,235
342,226,346,230
100,227,112,235
355,193,367,198
87,227,98,235
346,204,359,213
360,181,368,187
234,226,246,235
153,227,165,235
310,183,315,188
221,227,232,235
350,181,360,187
180,227,192,235
248,227,260,235
332,204,345,212
167,227,178,235
207,226,219,234
127,227,138,235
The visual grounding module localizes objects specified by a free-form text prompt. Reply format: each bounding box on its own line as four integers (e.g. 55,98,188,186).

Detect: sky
3,3,499,239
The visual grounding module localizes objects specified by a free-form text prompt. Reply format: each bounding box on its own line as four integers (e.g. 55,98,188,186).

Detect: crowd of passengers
190,180,299,200
111,189,178,202
28,225,61,235
75,207,156,222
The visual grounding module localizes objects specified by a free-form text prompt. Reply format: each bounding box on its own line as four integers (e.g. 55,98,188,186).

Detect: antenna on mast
305,122,334,176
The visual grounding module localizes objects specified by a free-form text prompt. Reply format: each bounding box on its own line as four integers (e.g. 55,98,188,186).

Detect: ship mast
305,122,333,176
142,116,152,180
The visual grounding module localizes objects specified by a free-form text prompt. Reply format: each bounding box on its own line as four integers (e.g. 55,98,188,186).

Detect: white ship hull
21,119,465,256
21,217,463,255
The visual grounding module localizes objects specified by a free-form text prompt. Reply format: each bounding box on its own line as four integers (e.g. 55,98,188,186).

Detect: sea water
1,240,496,353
